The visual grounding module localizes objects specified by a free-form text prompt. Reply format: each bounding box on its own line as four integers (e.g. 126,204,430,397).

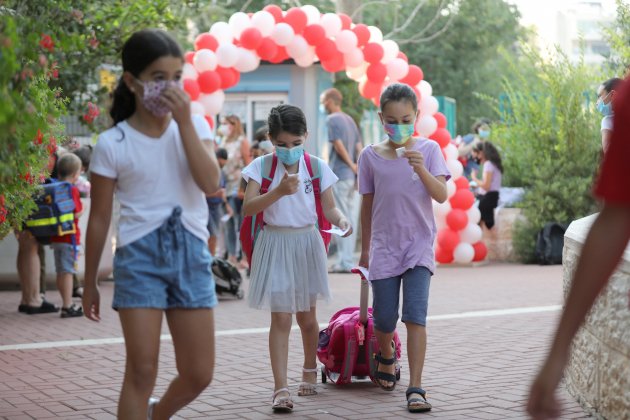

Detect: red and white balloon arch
182,4,487,264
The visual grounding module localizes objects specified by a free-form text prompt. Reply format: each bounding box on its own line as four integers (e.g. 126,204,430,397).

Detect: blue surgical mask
383,123,415,144
276,145,304,165
319,103,326,114
478,129,490,139
597,100,613,116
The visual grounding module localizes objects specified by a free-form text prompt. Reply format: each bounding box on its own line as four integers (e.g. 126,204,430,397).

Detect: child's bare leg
296,306,319,395
57,272,73,308
207,236,217,256
270,312,293,402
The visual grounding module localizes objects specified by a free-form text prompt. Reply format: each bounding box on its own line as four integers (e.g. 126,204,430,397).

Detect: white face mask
218,124,232,136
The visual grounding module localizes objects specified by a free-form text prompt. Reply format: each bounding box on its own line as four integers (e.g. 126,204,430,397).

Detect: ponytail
110,78,136,125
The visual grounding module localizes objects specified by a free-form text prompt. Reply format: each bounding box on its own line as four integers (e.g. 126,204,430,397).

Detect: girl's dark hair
601,77,623,94
379,83,418,113
110,29,183,125
268,104,307,139
479,141,503,173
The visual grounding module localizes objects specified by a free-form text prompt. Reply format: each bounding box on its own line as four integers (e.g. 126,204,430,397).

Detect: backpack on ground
239,152,331,264
25,181,76,244
535,222,569,265
211,257,244,299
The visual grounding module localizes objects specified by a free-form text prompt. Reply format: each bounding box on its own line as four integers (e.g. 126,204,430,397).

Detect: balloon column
183,4,487,263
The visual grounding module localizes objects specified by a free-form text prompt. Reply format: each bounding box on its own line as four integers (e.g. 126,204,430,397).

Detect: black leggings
478,191,499,229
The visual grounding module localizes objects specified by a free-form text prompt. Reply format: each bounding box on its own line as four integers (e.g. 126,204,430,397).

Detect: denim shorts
370,266,432,333
207,203,223,237
51,243,77,274
112,207,218,310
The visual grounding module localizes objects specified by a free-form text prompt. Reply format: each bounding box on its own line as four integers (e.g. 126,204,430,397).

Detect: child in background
470,141,503,229
242,104,351,412
358,83,450,413
206,148,232,255
51,153,84,318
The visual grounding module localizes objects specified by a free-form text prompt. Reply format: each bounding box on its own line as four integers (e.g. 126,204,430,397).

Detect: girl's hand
160,85,191,125
359,252,369,269
82,284,101,322
277,172,299,196
404,150,425,176
338,218,353,238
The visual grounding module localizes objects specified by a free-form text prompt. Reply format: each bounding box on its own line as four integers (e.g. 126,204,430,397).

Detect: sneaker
60,304,83,318
72,287,83,298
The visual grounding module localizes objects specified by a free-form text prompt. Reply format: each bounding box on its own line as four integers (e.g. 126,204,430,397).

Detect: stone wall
483,207,524,262
563,214,630,420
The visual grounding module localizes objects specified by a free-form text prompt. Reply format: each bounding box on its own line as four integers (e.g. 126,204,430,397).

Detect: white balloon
271,22,295,46
251,11,275,37
416,115,438,137
190,101,205,115
446,179,456,199
346,63,368,81
446,159,464,179
199,90,225,116
386,58,409,81
234,48,260,72
287,35,309,59
215,43,239,68
418,80,433,98
335,30,358,53
294,47,316,67
419,95,439,117
320,13,342,38
228,12,251,39
301,5,321,25
444,143,458,161
210,21,233,45
433,199,451,220
182,63,198,80
467,206,481,224
453,243,475,263
367,25,383,43
193,49,217,72
381,39,399,63
344,48,364,68
460,223,483,244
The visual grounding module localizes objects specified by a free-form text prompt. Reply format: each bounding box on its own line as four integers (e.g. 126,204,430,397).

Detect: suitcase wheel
321,366,327,384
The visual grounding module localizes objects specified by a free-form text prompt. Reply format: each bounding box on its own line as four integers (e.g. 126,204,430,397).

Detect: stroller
211,258,244,299
317,267,401,384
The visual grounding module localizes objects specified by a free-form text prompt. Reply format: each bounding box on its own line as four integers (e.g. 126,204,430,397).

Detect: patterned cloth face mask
136,79,181,117
383,122,415,144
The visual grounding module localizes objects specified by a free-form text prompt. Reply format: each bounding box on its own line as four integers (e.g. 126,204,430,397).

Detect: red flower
52,68,59,79
0,194,6,225
89,37,99,49
33,129,43,145
47,136,57,154
83,102,100,124
39,34,54,52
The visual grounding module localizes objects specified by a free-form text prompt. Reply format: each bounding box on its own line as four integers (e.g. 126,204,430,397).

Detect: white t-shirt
241,155,338,228
90,115,213,247
601,115,613,131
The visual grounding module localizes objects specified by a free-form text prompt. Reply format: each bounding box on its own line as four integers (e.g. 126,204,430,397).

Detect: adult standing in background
596,77,622,152
320,88,362,273
218,115,251,268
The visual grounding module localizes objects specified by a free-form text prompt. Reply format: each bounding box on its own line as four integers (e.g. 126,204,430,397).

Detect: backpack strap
260,153,277,194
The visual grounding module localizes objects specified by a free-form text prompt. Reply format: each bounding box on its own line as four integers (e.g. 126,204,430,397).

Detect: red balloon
284,8,308,34
194,33,218,52
361,80,382,100
263,4,283,23
216,66,240,89
400,64,423,86
436,246,454,264
183,79,200,100
437,228,460,252
197,71,221,94
454,177,470,190
372,96,380,107
434,112,447,129
303,24,326,46
321,52,345,73
363,43,384,64
472,241,488,262
352,24,370,47
315,38,337,61
185,51,195,64
397,51,408,62
269,46,289,64
366,62,387,83
338,13,352,30
446,209,469,231
240,27,263,50
450,189,475,210
205,116,215,130
257,37,279,61
430,128,451,149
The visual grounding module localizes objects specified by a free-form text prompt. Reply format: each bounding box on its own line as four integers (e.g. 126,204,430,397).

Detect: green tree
604,0,630,73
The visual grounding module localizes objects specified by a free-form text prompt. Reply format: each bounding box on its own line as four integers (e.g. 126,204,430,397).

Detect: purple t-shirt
358,139,451,280
478,161,502,194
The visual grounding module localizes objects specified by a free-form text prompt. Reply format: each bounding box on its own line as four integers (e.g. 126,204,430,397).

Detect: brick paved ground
0,263,592,419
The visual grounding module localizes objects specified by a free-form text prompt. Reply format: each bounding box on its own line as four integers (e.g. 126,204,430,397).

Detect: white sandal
272,387,293,412
297,367,318,396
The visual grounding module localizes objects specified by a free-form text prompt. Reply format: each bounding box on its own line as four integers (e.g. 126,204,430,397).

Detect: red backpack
239,152,332,264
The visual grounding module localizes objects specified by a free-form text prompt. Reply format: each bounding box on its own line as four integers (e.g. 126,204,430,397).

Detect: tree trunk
336,0,363,20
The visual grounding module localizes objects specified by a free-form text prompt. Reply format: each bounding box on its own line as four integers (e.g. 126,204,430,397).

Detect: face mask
478,130,490,139
136,79,180,117
258,140,274,152
319,103,326,114
597,100,612,116
276,145,304,165
218,124,232,136
383,123,415,144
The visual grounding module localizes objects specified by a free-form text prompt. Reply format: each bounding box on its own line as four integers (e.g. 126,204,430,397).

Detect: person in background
470,141,503,230
527,78,630,419
459,118,491,179
206,148,232,256
596,77,622,152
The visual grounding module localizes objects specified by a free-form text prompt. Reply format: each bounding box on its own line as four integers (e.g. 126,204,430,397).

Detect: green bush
492,49,603,262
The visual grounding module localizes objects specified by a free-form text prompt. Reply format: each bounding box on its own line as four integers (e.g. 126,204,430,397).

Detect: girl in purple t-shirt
471,141,503,229
357,84,450,413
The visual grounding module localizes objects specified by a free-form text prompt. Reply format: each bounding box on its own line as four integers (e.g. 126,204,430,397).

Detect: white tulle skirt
247,225,331,313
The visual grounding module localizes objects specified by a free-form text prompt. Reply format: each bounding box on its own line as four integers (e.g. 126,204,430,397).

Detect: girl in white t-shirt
83,30,221,419
241,104,351,412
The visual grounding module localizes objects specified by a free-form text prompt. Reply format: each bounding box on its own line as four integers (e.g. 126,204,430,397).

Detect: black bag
211,258,244,299
535,222,569,265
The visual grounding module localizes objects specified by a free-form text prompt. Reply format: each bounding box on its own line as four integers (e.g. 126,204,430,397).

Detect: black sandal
406,387,432,413
60,304,83,318
25,299,59,315
373,352,397,391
